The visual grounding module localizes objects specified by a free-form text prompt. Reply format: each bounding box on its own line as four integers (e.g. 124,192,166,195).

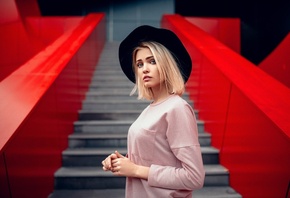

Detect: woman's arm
148,145,205,190
147,102,205,190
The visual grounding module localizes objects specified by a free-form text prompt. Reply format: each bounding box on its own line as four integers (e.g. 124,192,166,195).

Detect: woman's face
135,47,163,89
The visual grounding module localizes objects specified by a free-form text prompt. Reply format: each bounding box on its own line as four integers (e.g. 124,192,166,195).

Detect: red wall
0,3,106,196
186,17,240,54
162,14,290,198
0,0,39,81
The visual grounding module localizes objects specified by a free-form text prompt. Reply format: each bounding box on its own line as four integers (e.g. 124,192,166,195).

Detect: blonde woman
102,25,205,198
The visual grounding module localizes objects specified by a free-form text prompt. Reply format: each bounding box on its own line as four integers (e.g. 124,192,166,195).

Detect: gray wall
99,0,174,41
39,0,174,42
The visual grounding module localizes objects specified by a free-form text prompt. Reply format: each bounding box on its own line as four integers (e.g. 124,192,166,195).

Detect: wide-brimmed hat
118,25,192,83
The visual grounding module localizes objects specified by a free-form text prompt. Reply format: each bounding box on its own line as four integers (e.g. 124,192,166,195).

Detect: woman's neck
151,86,171,104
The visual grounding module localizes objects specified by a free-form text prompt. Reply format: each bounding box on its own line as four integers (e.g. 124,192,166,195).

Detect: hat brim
118,25,192,83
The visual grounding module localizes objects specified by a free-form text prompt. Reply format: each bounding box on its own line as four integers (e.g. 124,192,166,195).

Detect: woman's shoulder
163,95,195,121
167,95,192,111
149,94,192,112
169,94,189,104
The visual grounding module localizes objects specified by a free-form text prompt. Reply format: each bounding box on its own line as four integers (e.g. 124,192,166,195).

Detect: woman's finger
115,151,124,158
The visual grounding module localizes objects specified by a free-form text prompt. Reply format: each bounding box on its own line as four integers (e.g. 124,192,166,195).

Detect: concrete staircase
49,42,242,198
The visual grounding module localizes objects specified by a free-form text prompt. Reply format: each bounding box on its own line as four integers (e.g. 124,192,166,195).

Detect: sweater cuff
147,164,158,187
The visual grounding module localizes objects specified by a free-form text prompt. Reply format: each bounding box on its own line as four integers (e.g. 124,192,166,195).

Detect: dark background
37,0,290,65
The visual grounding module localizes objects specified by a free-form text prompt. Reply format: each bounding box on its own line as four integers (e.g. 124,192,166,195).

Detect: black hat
118,25,192,83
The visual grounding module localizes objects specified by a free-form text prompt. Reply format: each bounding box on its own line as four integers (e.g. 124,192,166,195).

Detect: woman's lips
143,76,151,81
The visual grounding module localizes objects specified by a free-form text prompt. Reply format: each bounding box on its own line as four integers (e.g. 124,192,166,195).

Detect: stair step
91,77,129,83
74,120,205,133
93,69,125,74
89,82,134,89
78,109,141,120
74,120,133,133
62,146,219,166
93,69,124,74
85,91,191,101
81,100,194,111
92,76,129,81
54,167,126,189
54,165,229,189
68,133,128,148
81,100,151,111
49,187,242,198
193,187,242,198
68,131,211,148
79,108,198,120
85,92,138,100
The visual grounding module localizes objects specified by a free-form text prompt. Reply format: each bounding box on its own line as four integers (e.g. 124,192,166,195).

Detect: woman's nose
142,64,149,73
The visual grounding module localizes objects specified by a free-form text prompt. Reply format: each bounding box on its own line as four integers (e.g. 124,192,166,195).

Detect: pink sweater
126,95,205,198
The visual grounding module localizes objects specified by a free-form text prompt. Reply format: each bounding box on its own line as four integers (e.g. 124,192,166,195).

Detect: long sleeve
147,101,205,190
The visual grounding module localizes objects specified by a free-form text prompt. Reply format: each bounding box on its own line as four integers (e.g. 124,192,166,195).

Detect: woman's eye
136,62,143,68
150,59,156,65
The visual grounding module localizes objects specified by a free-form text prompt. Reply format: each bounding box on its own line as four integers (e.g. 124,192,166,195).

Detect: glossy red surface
0,1,106,197
162,14,290,198
259,33,290,88
186,17,240,53
0,0,38,81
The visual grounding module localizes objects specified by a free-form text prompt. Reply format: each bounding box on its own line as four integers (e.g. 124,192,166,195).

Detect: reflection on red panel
0,0,19,23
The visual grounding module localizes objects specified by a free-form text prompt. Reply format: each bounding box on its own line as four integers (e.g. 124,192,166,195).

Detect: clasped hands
102,150,137,177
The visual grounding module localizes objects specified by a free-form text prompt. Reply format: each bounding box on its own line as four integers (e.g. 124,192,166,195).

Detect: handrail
0,13,105,152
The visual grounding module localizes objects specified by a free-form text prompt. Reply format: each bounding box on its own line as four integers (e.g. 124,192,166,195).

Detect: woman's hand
111,151,149,180
111,151,137,177
102,151,149,180
102,152,117,171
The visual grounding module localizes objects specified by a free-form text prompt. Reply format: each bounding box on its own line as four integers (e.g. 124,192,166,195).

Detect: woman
102,25,205,198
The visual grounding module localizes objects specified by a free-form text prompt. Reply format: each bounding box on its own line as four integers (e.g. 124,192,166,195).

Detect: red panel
0,22,35,81
0,0,19,24
186,17,240,53
223,87,290,198
15,0,40,19
27,17,83,44
5,87,59,197
0,1,84,81
0,0,37,81
191,57,231,149
0,153,10,198
259,33,290,88
218,18,240,54
0,13,105,198
162,14,290,198
24,17,84,52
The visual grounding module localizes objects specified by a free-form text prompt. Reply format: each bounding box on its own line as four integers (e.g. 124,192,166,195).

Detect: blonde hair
131,41,185,100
